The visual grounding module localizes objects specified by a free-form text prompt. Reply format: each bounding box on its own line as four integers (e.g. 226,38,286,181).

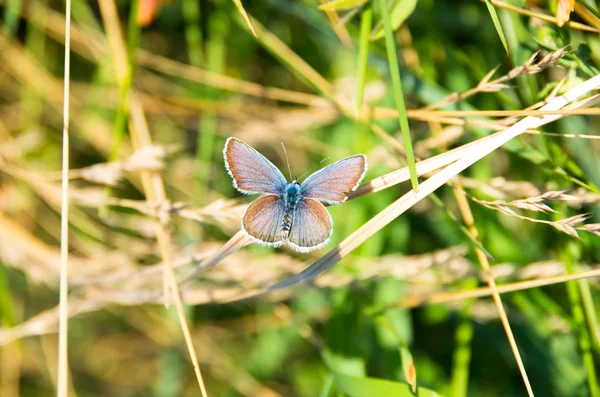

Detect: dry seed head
124,145,166,172
81,162,123,186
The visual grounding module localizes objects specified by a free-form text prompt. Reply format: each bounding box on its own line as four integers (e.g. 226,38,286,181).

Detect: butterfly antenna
298,157,329,182
281,142,293,181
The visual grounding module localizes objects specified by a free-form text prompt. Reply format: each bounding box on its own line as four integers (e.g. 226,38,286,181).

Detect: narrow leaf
232,0,257,37
355,5,373,116
319,0,368,11
378,0,419,191
333,373,442,397
400,346,417,393
483,0,509,54
370,0,417,40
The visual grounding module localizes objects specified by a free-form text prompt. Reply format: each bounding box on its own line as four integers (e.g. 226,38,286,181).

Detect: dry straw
57,0,71,396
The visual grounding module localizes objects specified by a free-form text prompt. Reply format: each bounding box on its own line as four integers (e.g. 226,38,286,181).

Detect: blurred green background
0,0,600,396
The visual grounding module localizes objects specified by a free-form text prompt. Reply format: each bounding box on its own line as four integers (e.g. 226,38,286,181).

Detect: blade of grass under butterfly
378,0,418,191
355,5,373,116
262,73,600,291
484,0,509,54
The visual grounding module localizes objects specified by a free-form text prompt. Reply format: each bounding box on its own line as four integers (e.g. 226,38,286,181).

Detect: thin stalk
578,279,600,348
450,278,477,397
561,243,600,397
197,13,228,204
454,185,534,397
57,0,72,395
377,0,418,191
355,5,372,116
101,0,139,217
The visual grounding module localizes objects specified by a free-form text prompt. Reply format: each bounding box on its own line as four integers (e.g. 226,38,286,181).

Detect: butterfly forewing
243,194,286,246
300,155,367,204
288,199,333,253
224,137,287,195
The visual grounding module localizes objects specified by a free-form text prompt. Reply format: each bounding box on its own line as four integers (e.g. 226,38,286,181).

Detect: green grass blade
319,0,368,11
197,12,228,204
183,0,204,66
231,0,257,37
378,0,418,191
100,0,139,217
561,242,600,397
3,0,23,36
450,278,477,397
333,373,442,397
355,5,373,116
0,261,15,327
483,0,509,54
370,0,417,41
578,278,600,349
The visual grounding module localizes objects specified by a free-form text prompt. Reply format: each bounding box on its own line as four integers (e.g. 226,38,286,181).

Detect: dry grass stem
57,0,72,396
454,185,533,396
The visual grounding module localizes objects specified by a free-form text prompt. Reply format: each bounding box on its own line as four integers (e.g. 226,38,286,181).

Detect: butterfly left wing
224,137,287,195
300,155,367,204
242,194,286,247
288,199,332,253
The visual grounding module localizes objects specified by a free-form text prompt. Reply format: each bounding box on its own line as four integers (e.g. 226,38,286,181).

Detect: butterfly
224,137,367,253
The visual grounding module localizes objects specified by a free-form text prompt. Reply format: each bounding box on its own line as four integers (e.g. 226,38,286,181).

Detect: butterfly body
281,181,301,238
224,137,367,253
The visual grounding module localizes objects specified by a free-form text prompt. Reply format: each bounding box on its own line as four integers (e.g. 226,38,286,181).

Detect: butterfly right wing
300,155,367,204
242,194,286,247
224,137,287,195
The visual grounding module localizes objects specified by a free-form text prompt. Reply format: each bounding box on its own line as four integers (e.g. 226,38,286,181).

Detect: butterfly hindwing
288,199,333,253
300,155,367,204
224,137,287,195
242,194,286,246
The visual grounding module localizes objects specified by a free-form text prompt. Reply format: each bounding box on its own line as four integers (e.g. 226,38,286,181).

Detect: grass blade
377,0,419,191
483,0,509,54
333,373,440,397
561,242,600,397
355,5,373,116
232,0,257,37
319,0,368,11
